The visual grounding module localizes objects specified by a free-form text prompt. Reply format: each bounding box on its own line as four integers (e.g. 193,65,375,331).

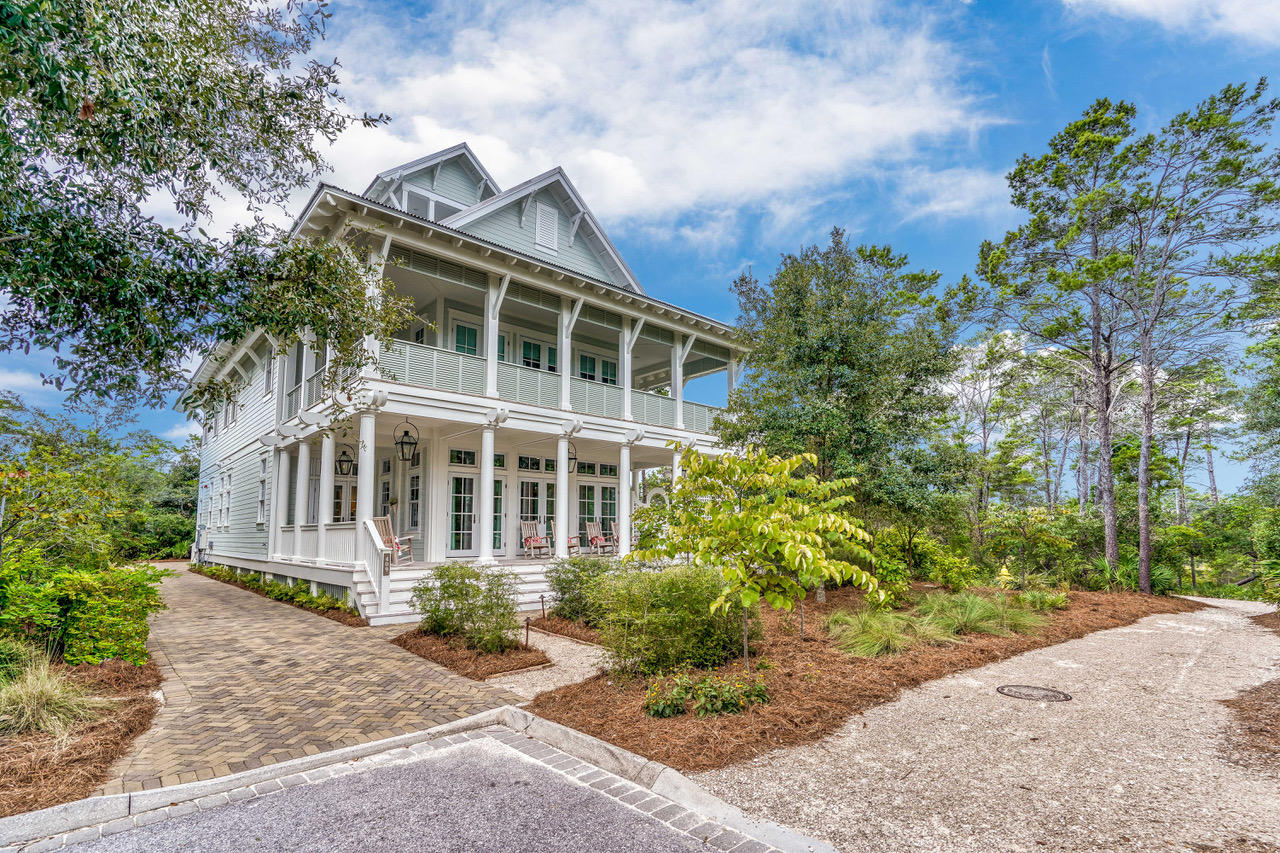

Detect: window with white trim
263,354,274,396
219,473,232,528
257,458,268,525
534,202,558,250
408,475,420,529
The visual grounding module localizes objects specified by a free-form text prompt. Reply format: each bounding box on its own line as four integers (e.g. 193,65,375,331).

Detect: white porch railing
682,401,719,434
632,389,677,428
284,383,302,418
381,341,486,396
327,522,356,563
304,370,324,407
570,377,623,419
497,361,561,408
298,525,318,558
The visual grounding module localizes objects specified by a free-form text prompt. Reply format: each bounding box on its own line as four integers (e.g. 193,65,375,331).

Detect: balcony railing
498,361,561,409
304,370,324,408
380,340,721,432
284,384,301,418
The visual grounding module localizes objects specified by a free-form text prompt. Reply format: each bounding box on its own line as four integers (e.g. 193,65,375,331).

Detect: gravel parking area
695,598,1280,852
489,628,604,699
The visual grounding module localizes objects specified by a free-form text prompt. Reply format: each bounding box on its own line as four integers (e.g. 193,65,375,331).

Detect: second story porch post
272,447,291,558
620,318,643,421
559,296,583,412
672,334,694,429
484,273,510,398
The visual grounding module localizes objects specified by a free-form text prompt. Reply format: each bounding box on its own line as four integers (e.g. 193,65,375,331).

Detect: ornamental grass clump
825,609,959,657
0,657,106,739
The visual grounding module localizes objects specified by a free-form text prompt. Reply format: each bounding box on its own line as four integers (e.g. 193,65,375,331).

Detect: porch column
478,425,496,563
620,317,643,421
560,296,582,412
428,432,449,562
727,354,739,399
273,448,291,557
617,443,632,557
316,433,335,559
672,448,683,484
292,440,311,556
356,412,376,526
555,435,570,558
484,274,510,398
672,334,692,429
361,244,389,379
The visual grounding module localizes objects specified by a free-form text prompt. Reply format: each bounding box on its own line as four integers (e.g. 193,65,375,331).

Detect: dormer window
534,202,558,251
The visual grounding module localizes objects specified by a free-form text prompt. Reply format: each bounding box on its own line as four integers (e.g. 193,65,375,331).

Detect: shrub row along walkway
101,566,519,794
696,597,1280,852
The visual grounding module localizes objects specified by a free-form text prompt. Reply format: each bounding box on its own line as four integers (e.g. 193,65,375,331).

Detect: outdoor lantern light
394,419,419,463
335,444,355,476
567,440,579,474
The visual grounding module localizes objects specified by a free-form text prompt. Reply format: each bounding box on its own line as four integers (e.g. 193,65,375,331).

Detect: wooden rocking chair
372,516,413,565
521,520,551,559
585,520,615,555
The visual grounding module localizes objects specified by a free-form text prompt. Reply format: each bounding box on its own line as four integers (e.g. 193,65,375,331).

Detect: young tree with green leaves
0,0,411,410
631,448,878,662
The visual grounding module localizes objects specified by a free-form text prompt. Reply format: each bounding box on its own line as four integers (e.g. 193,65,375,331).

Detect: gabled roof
362,142,500,201
441,167,645,295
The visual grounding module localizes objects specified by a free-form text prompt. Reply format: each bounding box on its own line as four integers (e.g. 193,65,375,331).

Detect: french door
577,483,617,543
447,474,507,557
518,479,557,551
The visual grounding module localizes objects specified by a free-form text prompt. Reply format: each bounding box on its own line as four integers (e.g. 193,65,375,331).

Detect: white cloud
894,166,1012,223
0,367,54,394
161,423,200,442
304,0,999,233
1062,0,1280,45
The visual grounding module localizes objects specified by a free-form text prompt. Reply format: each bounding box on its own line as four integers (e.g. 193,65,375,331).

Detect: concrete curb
494,707,837,853
0,708,507,847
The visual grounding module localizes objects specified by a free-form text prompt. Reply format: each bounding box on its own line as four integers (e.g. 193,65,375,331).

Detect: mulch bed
526,588,1201,774
391,630,551,680
0,660,162,819
191,566,368,627
1220,609,1280,773
530,615,602,645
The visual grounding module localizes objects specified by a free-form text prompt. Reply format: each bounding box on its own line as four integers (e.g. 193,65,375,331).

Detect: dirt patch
391,630,551,680
526,589,1201,774
191,566,368,627
530,616,602,645
0,660,162,818
1220,608,1280,774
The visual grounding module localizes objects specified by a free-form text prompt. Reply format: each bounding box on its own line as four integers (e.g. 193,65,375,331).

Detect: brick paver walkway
101,565,519,794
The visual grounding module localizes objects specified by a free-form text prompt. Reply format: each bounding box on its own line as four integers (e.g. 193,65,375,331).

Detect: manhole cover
996,684,1072,702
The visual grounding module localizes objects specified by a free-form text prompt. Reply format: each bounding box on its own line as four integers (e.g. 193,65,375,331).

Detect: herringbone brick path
100,565,518,794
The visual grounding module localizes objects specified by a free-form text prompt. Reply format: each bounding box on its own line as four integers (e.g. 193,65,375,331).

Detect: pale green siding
404,158,481,209
456,189,619,286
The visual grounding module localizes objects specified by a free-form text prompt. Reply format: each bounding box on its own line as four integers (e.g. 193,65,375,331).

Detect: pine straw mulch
391,630,551,680
1220,608,1280,773
526,587,1202,774
530,615,602,645
190,566,368,627
0,659,162,819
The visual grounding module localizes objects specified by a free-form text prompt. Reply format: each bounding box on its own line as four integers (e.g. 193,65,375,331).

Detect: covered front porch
267,408,681,620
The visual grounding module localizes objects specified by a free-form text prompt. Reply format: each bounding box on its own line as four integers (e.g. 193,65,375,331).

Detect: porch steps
354,562,554,626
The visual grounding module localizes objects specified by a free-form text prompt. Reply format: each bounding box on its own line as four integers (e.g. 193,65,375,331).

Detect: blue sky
4,0,1277,492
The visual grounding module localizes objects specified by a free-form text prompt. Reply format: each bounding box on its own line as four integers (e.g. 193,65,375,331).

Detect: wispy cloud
1062,0,1280,46
161,423,200,442
894,166,1013,224
0,367,55,395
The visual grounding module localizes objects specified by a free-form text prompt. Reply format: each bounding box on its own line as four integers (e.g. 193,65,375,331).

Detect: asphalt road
79,739,707,853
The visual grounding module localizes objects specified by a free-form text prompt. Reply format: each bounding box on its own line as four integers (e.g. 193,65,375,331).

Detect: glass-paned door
493,478,506,554
578,483,618,543
449,475,476,555
578,484,596,543
519,479,556,550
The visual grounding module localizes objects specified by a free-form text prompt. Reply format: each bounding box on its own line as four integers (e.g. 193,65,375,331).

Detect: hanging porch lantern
394,419,420,463
567,440,579,474
335,444,355,476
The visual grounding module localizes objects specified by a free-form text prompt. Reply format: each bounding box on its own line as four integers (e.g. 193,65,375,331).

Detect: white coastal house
188,143,745,623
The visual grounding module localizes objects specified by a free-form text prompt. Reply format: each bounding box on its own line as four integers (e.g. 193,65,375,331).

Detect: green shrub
587,564,757,675
193,565,356,616
913,592,1046,637
1103,555,1177,595
1015,590,1070,611
410,563,521,653
545,556,620,624
643,671,769,718
926,549,982,592
863,547,911,609
0,657,106,738
0,552,170,665
0,638,37,684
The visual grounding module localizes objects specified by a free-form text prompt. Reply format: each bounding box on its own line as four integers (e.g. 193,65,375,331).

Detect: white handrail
360,517,390,614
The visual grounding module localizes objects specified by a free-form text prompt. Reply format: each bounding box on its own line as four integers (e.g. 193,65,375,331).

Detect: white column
672,449,683,484
672,335,686,429
478,426,496,563
273,448,292,558
560,296,582,412
317,433,335,559
484,274,509,398
292,441,311,556
435,299,446,348
555,435,570,558
356,413,376,525
617,443,632,557
428,433,449,562
620,318,633,421
727,354,738,399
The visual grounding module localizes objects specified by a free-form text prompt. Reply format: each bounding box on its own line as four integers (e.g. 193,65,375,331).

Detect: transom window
599,463,618,477
518,455,541,471
450,449,476,466
577,462,597,476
